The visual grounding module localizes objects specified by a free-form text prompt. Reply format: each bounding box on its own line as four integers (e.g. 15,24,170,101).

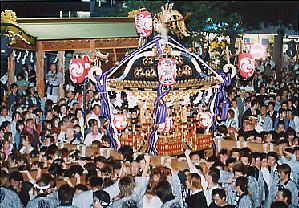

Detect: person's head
21,132,33,147
268,101,275,111
93,104,101,116
101,135,111,148
212,188,227,206
10,171,23,191
235,176,248,195
227,109,235,119
50,63,57,73
267,152,278,168
281,102,288,110
231,148,240,161
275,188,292,205
59,104,67,115
10,83,18,94
89,176,103,190
219,149,230,164
260,105,268,116
154,180,174,203
287,109,295,120
206,168,220,186
16,120,25,132
277,164,291,182
92,123,99,135
233,161,247,177
94,156,107,170
74,184,88,195
279,108,287,118
93,190,110,208
251,99,258,109
189,152,200,162
25,118,35,130
1,120,11,132
186,173,202,190
130,161,140,177
240,152,252,166
277,122,285,133
270,201,288,208
1,106,9,117
119,176,135,198
58,184,74,205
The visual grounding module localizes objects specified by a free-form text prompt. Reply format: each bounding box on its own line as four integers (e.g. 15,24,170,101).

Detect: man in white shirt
287,110,299,136
84,122,102,146
0,106,12,126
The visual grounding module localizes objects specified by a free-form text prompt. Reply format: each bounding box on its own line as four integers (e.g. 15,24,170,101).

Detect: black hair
277,188,292,205
225,157,236,166
118,145,134,162
270,201,288,208
10,171,23,181
267,151,278,162
74,184,88,193
58,184,74,205
89,176,103,188
155,180,175,203
10,83,18,90
236,176,248,194
93,190,110,208
212,188,226,200
208,168,220,184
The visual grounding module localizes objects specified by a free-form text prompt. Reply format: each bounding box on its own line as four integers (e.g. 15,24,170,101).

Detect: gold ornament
154,3,189,39
1,10,17,24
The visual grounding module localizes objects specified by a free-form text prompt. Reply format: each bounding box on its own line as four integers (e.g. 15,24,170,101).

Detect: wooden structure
2,13,139,97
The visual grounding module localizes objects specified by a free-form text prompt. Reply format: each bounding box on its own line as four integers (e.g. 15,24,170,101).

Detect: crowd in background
0,49,298,208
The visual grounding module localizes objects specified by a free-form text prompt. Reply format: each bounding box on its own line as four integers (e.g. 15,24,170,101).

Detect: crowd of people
0,48,298,208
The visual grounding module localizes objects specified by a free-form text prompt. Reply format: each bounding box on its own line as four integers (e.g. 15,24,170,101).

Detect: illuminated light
250,43,266,59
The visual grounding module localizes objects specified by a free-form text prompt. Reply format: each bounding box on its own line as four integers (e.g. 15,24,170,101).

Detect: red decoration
158,118,173,133
113,114,127,131
238,52,255,79
69,59,87,84
158,58,176,86
135,10,153,37
196,112,213,128
82,55,91,71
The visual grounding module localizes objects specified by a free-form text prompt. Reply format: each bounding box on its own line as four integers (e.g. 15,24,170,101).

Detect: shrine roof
16,17,138,40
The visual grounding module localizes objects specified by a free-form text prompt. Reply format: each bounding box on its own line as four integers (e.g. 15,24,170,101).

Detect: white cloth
72,190,93,208
84,132,102,147
204,184,221,206
0,115,12,126
261,167,271,191
142,195,162,208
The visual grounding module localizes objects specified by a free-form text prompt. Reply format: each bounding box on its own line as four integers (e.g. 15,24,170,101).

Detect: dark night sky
1,0,298,30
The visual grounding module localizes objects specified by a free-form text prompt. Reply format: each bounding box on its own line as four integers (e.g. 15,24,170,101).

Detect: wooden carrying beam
36,41,45,98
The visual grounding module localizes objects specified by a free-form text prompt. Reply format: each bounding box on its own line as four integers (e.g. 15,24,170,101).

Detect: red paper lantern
135,10,153,37
196,112,213,128
113,114,127,131
69,59,87,84
158,58,176,86
238,52,255,79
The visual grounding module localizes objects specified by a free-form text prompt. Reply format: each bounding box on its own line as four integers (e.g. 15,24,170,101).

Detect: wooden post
58,51,65,83
36,41,45,98
58,51,65,100
7,52,15,94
